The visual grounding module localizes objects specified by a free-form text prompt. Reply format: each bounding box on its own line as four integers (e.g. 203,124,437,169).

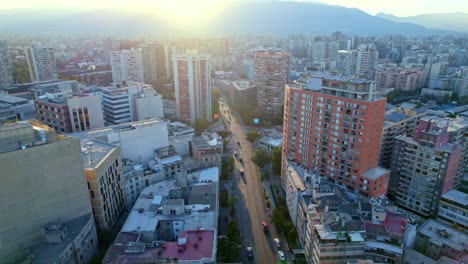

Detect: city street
219,100,283,264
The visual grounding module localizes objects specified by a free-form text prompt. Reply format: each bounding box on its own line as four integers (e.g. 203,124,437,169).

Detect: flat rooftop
232,80,257,91
418,219,468,251
362,167,389,180
441,189,468,206
80,139,117,169
0,94,28,105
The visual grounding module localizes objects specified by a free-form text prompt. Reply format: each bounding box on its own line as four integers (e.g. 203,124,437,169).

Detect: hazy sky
0,0,467,17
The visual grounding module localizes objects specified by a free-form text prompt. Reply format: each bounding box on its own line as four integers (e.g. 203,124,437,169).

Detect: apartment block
230,80,257,110
390,118,462,217
123,159,164,208
282,73,389,197
254,50,290,116
414,219,467,262
379,106,427,169
35,91,104,133
25,45,57,82
0,40,14,89
437,190,468,232
82,139,125,230
0,120,94,263
110,49,145,86
173,50,212,125
140,43,174,83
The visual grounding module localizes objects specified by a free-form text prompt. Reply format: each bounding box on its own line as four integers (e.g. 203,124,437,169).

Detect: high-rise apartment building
25,45,57,83
355,44,379,79
0,40,14,90
82,139,125,230
110,49,145,86
0,120,95,263
99,82,163,125
254,50,290,116
379,107,427,169
35,91,104,133
173,50,212,124
390,117,462,217
282,73,389,197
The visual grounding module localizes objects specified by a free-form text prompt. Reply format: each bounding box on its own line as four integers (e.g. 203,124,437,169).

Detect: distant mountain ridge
0,2,463,37
376,12,468,33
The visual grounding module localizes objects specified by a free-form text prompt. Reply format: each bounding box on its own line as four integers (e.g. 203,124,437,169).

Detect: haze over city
0,1,467,264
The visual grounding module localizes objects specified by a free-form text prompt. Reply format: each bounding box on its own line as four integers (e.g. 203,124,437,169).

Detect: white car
278,251,286,261
274,238,281,248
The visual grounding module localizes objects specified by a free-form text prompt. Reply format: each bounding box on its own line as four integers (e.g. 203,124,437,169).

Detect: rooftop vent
138,208,145,213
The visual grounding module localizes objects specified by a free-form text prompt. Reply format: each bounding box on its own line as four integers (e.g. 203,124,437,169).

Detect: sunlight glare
153,0,230,23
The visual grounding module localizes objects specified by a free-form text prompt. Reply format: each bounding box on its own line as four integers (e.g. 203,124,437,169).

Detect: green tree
386,91,397,101
12,60,31,84
194,118,210,135
451,92,459,102
211,88,222,116
272,147,282,175
246,130,261,142
251,149,272,168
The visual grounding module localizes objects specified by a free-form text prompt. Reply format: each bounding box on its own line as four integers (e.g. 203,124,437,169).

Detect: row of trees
251,146,282,175
271,196,298,247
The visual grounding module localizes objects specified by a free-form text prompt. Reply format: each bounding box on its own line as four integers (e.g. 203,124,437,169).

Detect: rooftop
0,94,28,105
440,189,468,206
80,139,118,169
362,167,389,181
417,219,468,252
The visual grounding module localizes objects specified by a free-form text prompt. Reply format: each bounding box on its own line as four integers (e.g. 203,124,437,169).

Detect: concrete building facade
437,189,468,232
282,73,389,197
0,120,93,263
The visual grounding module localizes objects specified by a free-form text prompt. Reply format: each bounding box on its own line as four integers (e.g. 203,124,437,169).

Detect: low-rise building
258,128,282,154
414,219,468,262
437,190,468,232
155,145,186,184
123,159,164,208
191,132,223,169
102,167,219,263
0,93,35,120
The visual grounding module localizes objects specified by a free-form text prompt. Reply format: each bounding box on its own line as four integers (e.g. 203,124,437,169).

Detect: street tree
246,130,261,142
272,147,282,175
251,149,271,168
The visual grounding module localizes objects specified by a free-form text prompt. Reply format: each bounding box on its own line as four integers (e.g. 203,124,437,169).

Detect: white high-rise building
100,82,163,125
0,40,13,89
25,45,57,83
173,50,212,124
110,49,145,86
312,41,326,63
356,44,379,78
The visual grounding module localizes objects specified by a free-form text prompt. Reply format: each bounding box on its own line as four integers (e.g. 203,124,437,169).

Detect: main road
219,100,281,264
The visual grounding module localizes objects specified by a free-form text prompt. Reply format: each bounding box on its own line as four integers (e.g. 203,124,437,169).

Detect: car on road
240,169,244,175
237,140,241,146
274,238,281,248
234,151,238,157
239,157,243,163
278,251,286,261
246,247,254,259
261,221,268,232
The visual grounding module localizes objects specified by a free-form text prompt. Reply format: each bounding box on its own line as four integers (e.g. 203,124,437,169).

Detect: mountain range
376,12,468,33
0,1,464,37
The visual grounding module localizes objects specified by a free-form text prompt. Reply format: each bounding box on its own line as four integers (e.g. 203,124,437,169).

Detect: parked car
278,251,286,261
246,247,254,259
261,221,268,232
239,157,243,163
274,238,281,248
240,169,244,175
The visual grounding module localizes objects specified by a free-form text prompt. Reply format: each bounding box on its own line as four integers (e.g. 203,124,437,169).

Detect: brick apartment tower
282,73,389,197
173,51,212,125
254,50,290,117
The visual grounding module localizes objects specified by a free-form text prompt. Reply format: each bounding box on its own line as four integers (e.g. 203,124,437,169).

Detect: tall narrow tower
173,50,212,125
